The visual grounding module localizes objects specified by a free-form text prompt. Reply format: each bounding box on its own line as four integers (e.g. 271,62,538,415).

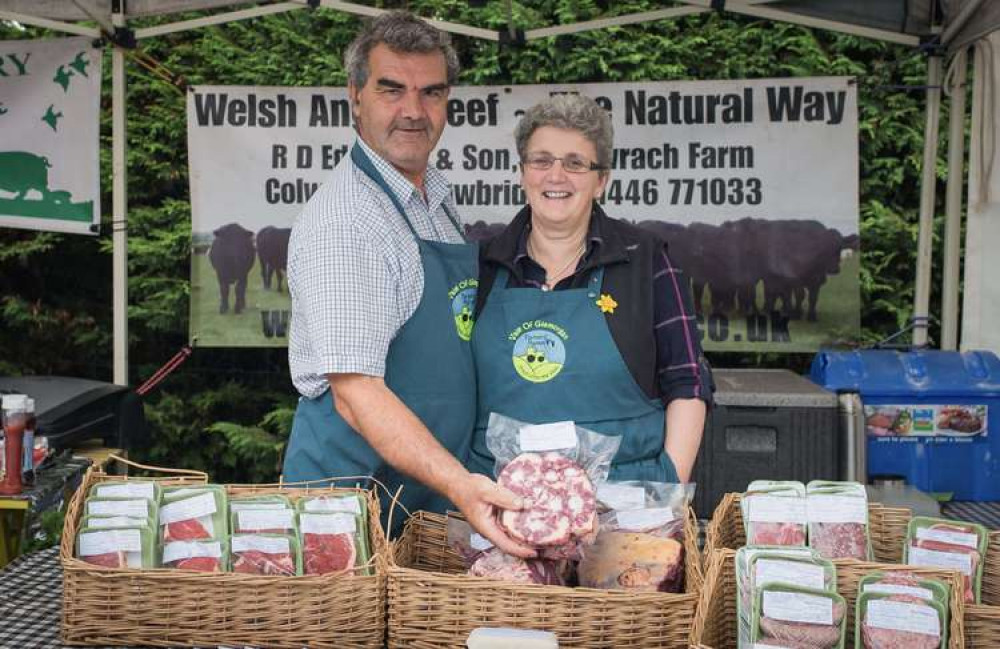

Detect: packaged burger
76,526,156,569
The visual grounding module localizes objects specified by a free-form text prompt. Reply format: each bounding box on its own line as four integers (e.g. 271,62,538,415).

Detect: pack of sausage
230,533,302,576
753,583,846,649
806,480,872,560
903,515,989,603
735,546,835,648
741,481,807,547
161,538,227,572
159,485,229,543
855,589,947,649
296,511,370,576
484,413,621,560
76,526,156,569
577,481,693,593
445,515,565,586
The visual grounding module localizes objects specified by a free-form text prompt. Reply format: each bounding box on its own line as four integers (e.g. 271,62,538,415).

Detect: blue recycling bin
810,350,1000,501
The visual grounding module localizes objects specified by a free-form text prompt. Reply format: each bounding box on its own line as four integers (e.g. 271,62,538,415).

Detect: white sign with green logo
0,37,101,235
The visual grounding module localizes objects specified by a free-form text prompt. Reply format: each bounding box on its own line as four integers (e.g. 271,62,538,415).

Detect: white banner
0,37,102,235
188,78,858,349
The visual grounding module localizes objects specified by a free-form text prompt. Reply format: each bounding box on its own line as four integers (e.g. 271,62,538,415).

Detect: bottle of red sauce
0,394,27,495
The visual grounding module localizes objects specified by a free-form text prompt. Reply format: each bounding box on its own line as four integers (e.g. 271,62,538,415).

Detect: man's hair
514,94,614,174
344,11,460,88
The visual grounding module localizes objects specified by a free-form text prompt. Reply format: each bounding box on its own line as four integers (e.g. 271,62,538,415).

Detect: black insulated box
692,369,840,518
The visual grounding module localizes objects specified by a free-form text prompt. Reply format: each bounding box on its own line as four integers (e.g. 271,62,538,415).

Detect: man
283,11,532,556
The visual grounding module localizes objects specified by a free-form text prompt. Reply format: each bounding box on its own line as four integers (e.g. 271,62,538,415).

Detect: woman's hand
449,473,537,558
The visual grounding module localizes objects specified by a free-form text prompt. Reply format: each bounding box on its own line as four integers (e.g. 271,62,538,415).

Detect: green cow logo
0,151,92,222
512,330,566,383
449,279,478,341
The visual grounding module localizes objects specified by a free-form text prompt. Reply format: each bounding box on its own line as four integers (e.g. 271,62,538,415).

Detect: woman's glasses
521,153,606,173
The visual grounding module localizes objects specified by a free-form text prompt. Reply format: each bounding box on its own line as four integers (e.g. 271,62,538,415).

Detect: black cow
209,223,255,314
256,226,291,293
755,220,846,321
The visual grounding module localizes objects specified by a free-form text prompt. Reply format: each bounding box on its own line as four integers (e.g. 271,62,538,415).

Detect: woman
469,94,711,484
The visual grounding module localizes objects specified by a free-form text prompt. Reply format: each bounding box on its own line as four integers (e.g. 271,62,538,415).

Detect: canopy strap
136,345,193,396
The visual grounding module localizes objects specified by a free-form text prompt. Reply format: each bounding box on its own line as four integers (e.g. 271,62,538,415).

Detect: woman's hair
514,94,614,174
344,11,460,88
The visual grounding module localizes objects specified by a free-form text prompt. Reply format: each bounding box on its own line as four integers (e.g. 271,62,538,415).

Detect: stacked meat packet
76,480,160,569
806,480,872,560
856,571,950,649
230,494,300,576
295,493,371,575
159,485,229,572
741,481,807,547
903,515,990,603
735,546,836,648
753,583,846,649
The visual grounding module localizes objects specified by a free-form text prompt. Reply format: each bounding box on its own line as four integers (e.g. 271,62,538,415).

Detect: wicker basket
60,460,388,648
964,530,1000,646
691,548,966,648
388,508,703,648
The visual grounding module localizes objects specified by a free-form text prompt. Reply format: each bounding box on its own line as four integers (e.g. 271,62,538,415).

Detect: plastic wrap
741,482,807,548
753,584,846,649
230,534,301,576
161,539,227,572
445,515,565,586
856,591,946,649
903,516,989,603
76,527,155,569
159,489,228,543
806,481,871,560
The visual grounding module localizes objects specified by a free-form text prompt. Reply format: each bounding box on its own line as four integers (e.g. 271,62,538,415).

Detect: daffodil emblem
596,293,618,314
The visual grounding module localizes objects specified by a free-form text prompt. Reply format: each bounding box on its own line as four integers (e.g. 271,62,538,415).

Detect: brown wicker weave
691,548,967,649
61,461,388,648
388,508,703,648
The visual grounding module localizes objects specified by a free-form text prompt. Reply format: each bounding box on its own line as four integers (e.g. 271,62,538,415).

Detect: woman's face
520,126,608,230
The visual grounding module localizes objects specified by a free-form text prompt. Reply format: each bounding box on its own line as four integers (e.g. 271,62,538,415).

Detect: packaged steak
298,512,369,576
229,494,292,512
484,413,620,558
231,507,296,535
88,479,162,503
753,584,846,649
80,515,153,531
903,516,989,603
856,590,946,649
85,497,157,524
159,489,228,543
297,493,366,517
446,515,566,586
230,534,301,576
741,482,807,548
76,527,155,569
577,481,694,593
162,539,227,572
858,571,950,608
806,481,872,560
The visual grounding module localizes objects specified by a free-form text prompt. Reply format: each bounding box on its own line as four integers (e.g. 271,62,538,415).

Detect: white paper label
88,499,149,519
616,507,676,531
762,591,834,626
86,516,149,530
303,496,362,515
94,482,156,500
237,509,294,531
164,487,208,499
470,533,493,551
866,599,940,636
79,529,142,556
755,559,827,590
230,501,289,512
806,494,868,524
915,527,979,549
160,492,218,525
519,421,578,451
597,483,647,511
863,583,935,601
908,546,974,575
232,535,291,555
300,512,356,535
747,495,807,524
163,540,222,564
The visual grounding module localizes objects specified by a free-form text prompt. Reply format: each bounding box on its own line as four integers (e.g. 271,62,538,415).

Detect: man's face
350,43,450,186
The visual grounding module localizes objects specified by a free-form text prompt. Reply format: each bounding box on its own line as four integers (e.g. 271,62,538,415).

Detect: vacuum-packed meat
468,547,563,585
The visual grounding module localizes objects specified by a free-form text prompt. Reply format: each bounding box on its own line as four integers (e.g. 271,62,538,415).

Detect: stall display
903,516,990,603
856,590,947,649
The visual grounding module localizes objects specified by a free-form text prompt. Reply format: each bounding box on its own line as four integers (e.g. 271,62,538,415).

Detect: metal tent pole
112,8,129,385
913,52,943,348
942,48,969,350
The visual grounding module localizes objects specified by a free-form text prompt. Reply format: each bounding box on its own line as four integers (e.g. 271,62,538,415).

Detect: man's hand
450,473,536,558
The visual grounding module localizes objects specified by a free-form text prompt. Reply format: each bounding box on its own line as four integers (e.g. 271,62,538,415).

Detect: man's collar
354,138,450,208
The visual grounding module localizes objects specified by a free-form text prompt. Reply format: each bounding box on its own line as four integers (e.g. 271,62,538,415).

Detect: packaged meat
159,489,228,543
741,482,807,548
856,591,946,649
80,515,152,531
162,539,226,572
231,507,296,535
298,512,368,575
858,571,950,608
754,584,846,649
903,516,989,603
229,494,292,512
88,479,161,502
85,497,157,523
76,527,155,569
230,534,301,576
806,481,871,560
297,493,366,517
446,515,495,565
468,547,564,586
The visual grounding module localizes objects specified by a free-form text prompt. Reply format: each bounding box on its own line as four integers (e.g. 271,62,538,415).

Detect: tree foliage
0,3,953,480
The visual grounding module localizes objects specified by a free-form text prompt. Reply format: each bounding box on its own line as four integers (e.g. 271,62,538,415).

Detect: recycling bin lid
810,349,1000,397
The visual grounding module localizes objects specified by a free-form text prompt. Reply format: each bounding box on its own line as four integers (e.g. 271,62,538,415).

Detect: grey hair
514,94,614,174
344,11,460,88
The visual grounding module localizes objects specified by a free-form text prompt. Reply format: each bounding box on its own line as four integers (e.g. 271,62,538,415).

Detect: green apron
469,265,678,483
283,144,478,535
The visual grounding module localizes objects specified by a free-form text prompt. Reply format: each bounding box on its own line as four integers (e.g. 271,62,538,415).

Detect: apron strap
351,143,466,243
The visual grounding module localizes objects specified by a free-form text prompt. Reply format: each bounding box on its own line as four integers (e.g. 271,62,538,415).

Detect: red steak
169,556,221,572
749,522,807,546
303,532,356,575
232,550,296,576
82,551,126,568
163,518,211,542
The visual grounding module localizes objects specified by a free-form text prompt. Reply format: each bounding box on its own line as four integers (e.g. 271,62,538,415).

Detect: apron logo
510,322,568,383
449,278,478,341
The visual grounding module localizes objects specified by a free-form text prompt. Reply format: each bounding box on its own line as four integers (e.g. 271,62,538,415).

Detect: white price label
87,499,149,519
747,495,807,524
94,482,156,500
597,483,647,511
908,546,974,576
863,583,935,601
806,494,868,524
519,421,578,452
164,487,209,500
470,533,493,551
303,496,362,515
163,540,222,564
915,527,979,549
762,591,834,626
160,492,218,525
755,559,827,590
232,535,291,555
237,509,294,531
300,512,356,535
79,529,142,556
866,599,940,637
616,507,676,531
85,516,149,530
230,501,289,512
